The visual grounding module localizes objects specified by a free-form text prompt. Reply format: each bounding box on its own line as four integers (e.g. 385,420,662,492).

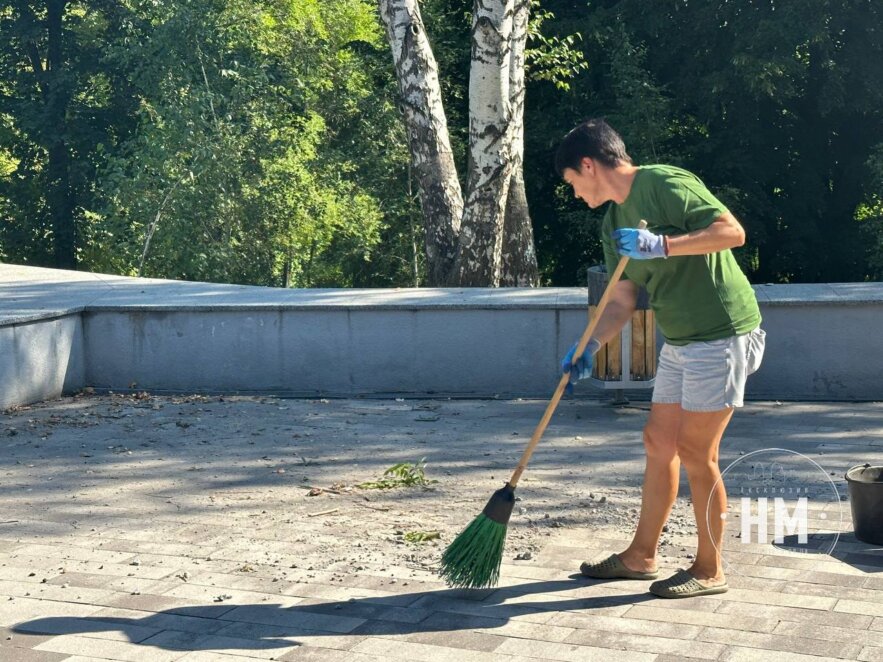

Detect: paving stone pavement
0,394,881,661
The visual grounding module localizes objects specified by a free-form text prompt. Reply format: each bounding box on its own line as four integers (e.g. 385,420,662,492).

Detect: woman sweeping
556,118,766,598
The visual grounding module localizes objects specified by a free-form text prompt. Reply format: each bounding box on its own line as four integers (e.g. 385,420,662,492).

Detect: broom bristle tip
438,513,509,589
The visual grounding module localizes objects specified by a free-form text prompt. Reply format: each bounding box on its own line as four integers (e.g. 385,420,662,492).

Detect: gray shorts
651,327,766,412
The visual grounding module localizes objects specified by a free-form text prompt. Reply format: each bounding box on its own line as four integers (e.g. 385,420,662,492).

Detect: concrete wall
751,304,881,400
0,315,84,410
1,265,881,407
81,308,588,397
77,300,883,401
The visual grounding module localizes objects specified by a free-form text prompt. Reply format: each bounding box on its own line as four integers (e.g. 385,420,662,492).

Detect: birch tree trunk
499,0,539,286
451,0,515,286
379,0,539,287
378,0,463,286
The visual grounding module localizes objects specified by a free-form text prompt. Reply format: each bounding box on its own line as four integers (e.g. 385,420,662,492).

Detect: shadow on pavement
14,575,658,651
771,531,883,573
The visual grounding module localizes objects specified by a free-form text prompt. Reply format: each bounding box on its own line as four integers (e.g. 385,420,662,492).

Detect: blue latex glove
561,338,602,395
612,228,667,260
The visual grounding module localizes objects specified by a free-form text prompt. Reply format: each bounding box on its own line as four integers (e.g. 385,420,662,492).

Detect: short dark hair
555,118,632,176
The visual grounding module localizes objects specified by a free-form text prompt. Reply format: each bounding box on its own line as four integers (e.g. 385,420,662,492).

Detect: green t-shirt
601,164,761,345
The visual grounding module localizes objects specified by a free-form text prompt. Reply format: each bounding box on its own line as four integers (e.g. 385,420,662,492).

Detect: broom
438,220,647,589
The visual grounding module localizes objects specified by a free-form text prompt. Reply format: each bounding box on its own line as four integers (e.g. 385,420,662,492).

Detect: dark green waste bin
845,464,883,545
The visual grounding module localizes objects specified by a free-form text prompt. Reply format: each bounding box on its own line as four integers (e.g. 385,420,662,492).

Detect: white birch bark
378,0,464,286
500,0,539,286
452,0,516,287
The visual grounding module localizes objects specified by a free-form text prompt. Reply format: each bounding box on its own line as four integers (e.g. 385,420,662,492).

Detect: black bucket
845,464,883,546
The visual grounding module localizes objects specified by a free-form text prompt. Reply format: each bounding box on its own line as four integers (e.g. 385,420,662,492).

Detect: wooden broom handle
508,219,647,488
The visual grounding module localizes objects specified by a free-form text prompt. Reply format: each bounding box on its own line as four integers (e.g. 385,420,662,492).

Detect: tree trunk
38,0,76,269
379,0,539,287
499,0,538,287
452,0,515,286
501,170,538,285
377,0,463,286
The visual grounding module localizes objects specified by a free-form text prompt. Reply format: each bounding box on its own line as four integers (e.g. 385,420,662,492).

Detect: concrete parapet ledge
1,263,590,325
4,264,883,323
2,263,882,408
753,281,883,305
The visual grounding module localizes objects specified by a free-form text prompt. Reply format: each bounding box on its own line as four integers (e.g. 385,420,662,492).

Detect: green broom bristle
439,513,508,589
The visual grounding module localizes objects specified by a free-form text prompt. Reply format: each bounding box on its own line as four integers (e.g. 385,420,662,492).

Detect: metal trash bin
587,265,657,403
845,463,883,545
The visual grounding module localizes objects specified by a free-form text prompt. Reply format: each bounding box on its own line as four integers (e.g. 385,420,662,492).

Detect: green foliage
356,458,437,490
0,1,112,267
859,144,883,280
403,530,441,543
526,0,883,284
1,0,410,286
525,1,588,91
2,0,881,285
85,0,389,285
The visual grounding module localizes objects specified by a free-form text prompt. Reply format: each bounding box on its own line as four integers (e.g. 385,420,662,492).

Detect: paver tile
563,628,724,659
713,587,837,610
697,626,863,659
141,630,300,659
834,599,883,618
0,555,178,581
719,646,843,662
0,624,55,650
406,628,505,653
417,610,575,643
773,620,883,647
89,606,232,635
0,595,102,628
33,634,186,661
858,646,883,662
212,620,365,651
779,579,883,602
12,615,161,644
0,578,120,607
45,571,179,596
621,604,776,633
493,636,656,661
352,635,534,661
176,653,272,662
408,594,560,624
289,596,433,624
715,601,875,629
0,649,70,662
218,604,365,634
12,545,137,566
0,564,65,583
548,609,701,639
277,646,388,662
104,593,238,617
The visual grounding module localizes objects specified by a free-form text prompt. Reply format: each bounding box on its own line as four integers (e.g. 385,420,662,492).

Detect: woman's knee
676,438,718,470
644,425,677,461
675,409,732,468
